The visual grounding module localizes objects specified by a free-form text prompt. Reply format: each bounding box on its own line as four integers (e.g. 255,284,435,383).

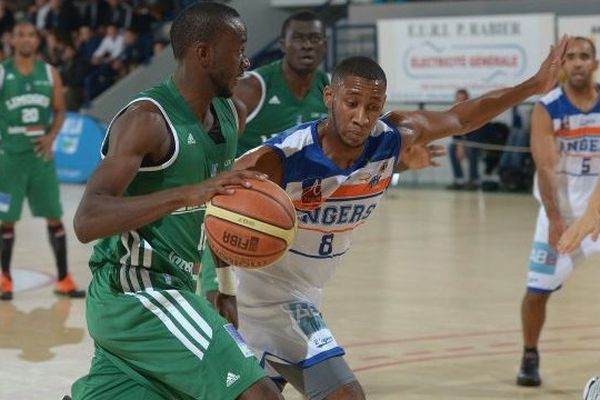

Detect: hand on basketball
557,210,600,254
31,135,55,160
401,143,446,170
532,35,570,95
215,292,239,328
185,170,268,206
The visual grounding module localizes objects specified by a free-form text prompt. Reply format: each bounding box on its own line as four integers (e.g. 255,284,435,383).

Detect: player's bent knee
237,377,283,400
325,381,366,400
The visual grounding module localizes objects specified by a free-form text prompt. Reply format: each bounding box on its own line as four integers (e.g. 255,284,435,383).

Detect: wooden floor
1,184,599,399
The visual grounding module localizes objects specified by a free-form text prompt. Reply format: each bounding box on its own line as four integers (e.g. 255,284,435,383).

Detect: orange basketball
204,179,297,269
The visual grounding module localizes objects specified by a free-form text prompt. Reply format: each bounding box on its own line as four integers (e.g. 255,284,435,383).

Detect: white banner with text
377,14,555,103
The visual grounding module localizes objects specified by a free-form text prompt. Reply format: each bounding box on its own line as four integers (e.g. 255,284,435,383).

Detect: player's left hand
532,35,570,94
557,210,600,254
31,134,56,160
401,143,446,170
215,292,239,328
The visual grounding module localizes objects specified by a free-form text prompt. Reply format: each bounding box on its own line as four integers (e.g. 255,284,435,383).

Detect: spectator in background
76,25,101,62
41,29,64,65
81,0,111,31
0,1,15,36
44,0,79,37
106,0,133,30
118,28,145,74
91,24,124,66
60,41,88,110
27,0,51,31
446,88,487,190
85,23,124,102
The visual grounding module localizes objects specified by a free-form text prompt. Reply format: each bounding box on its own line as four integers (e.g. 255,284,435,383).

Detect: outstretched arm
387,36,570,147
558,181,600,253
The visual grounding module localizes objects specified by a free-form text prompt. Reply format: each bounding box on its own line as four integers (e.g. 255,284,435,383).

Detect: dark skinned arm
73,101,266,243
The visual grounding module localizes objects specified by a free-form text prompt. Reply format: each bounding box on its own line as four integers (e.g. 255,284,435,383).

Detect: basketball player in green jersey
235,10,329,156
200,11,328,304
0,21,85,301
70,3,282,399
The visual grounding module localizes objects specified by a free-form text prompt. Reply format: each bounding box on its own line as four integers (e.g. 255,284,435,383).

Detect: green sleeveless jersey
89,78,238,292
236,60,329,156
0,58,54,154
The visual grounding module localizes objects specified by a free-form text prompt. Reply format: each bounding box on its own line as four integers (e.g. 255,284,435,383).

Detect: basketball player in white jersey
213,39,569,399
516,37,600,387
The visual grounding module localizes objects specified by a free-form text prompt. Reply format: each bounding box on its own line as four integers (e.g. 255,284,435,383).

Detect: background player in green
70,3,282,399
235,10,329,156
201,11,328,304
0,21,85,301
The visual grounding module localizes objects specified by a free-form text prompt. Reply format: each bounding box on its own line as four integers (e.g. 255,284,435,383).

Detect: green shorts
72,265,266,400
199,247,219,296
0,151,62,222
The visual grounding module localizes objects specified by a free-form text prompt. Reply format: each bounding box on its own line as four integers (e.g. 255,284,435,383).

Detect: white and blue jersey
236,117,401,370
527,87,600,293
534,86,600,214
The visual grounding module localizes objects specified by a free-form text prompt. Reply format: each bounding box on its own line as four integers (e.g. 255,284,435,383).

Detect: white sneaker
583,377,600,400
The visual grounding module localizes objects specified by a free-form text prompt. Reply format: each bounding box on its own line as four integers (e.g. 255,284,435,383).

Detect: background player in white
212,38,569,399
517,36,600,387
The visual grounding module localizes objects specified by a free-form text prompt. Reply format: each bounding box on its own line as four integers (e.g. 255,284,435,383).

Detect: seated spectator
84,24,124,104
81,0,111,31
41,29,65,66
59,41,89,111
106,0,133,30
118,29,146,74
44,0,80,38
77,25,101,62
27,0,51,31
0,1,14,36
91,24,124,65
447,88,490,191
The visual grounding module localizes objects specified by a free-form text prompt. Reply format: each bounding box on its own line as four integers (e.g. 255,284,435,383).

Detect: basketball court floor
1,183,599,399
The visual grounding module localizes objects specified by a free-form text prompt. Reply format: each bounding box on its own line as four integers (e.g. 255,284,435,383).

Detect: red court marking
539,338,564,343
403,351,433,357
444,346,473,352
578,335,600,340
360,355,391,361
344,323,600,349
352,347,600,374
488,342,518,348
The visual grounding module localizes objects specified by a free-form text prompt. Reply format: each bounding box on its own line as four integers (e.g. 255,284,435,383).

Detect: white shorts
236,271,344,378
526,207,600,292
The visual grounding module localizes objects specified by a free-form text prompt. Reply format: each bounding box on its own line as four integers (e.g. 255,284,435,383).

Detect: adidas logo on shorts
226,372,240,387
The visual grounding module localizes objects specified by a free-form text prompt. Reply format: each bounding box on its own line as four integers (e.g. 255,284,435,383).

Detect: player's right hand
183,169,268,207
557,210,600,254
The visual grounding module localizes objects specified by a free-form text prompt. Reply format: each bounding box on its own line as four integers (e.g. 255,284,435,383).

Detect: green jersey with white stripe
236,60,329,156
0,58,54,154
89,77,238,292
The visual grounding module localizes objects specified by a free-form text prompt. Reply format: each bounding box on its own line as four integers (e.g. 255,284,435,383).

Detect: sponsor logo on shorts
0,192,11,213
226,371,240,387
